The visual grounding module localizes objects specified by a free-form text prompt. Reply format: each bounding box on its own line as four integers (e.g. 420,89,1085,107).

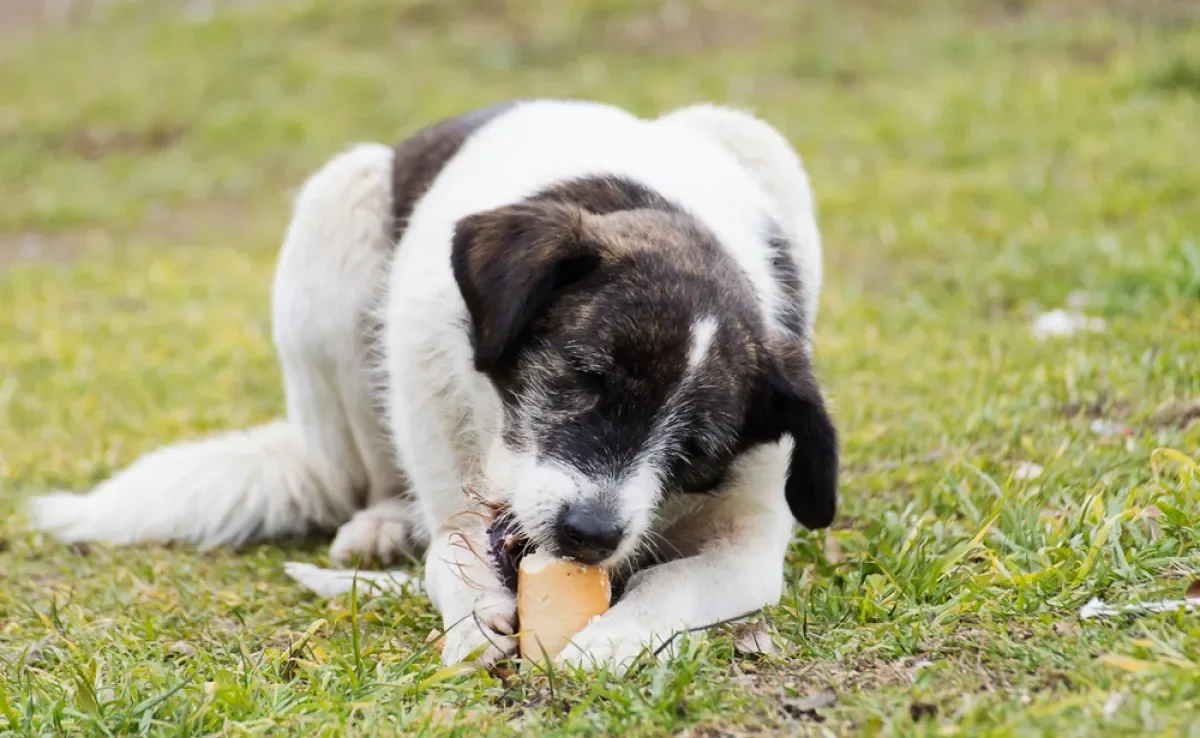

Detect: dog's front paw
440,589,519,667
329,506,416,567
556,616,656,674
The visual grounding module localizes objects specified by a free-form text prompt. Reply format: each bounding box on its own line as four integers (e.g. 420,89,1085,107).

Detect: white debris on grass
1031,309,1106,340
1090,419,1133,437
1014,461,1044,481
1103,692,1126,719
1080,597,1200,620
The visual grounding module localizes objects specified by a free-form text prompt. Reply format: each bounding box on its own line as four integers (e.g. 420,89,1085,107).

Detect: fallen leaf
167,642,196,659
781,687,837,722
909,702,937,721
67,542,92,557
731,622,778,657
1186,579,1200,601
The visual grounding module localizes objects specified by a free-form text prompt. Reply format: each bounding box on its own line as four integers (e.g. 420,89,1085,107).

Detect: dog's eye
673,438,729,494
678,465,728,494
543,366,604,417
679,437,706,460
571,366,606,396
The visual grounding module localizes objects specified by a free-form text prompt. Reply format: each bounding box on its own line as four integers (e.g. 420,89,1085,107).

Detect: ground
1,0,1198,735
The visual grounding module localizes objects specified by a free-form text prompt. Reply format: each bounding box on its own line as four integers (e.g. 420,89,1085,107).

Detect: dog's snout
555,503,624,564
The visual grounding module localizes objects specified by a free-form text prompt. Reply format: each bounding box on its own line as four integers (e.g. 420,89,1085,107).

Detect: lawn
1,0,1199,735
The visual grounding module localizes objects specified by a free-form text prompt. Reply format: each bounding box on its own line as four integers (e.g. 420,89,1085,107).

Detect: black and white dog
30,100,838,670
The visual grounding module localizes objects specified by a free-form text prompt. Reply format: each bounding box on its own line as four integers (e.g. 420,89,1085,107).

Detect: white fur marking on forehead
687,316,719,370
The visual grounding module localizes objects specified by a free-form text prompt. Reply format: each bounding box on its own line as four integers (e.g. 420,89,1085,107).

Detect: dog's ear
746,344,838,529
452,201,601,373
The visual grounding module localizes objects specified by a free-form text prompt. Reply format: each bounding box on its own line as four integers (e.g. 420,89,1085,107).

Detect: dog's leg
424,521,520,666
30,144,407,551
328,496,421,567
375,385,517,664
273,143,424,567
380,286,520,664
557,445,795,673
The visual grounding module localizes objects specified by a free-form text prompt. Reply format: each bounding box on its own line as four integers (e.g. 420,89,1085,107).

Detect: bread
517,550,611,661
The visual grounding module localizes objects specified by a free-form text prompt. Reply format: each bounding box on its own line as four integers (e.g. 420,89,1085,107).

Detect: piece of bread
517,550,611,661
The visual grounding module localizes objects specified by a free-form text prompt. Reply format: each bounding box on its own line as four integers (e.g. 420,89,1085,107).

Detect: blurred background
1,1,1198,733
3,0,1196,483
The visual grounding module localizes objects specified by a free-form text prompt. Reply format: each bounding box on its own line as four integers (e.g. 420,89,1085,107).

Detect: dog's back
28,99,825,564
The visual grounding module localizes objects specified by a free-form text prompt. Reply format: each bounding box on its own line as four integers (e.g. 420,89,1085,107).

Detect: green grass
2,0,1199,734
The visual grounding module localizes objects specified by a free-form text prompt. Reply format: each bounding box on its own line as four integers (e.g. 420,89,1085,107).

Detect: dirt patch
1150,399,1200,430
968,0,1200,25
597,4,768,55
0,0,115,40
0,231,95,269
43,124,188,160
1061,395,1131,420
1097,0,1200,24
777,655,927,693
393,0,772,59
0,0,280,41
0,196,256,270
0,0,49,37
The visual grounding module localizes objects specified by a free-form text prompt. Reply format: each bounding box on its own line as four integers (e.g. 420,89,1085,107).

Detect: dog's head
452,178,837,568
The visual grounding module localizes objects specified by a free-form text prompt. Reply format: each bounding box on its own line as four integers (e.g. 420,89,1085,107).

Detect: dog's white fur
29,101,823,672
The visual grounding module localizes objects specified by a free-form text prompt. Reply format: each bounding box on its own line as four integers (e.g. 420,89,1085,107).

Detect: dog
29,99,838,670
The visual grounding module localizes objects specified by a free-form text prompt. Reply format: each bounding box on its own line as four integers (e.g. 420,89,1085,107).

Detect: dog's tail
28,421,355,548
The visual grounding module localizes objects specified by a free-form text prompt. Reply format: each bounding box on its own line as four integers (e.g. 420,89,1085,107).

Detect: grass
1,0,1198,734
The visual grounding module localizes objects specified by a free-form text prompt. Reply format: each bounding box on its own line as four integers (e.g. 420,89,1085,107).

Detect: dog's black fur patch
451,173,838,528
765,220,807,338
390,100,520,245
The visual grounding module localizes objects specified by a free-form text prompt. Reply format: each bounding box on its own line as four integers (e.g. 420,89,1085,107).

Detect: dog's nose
555,504,624,564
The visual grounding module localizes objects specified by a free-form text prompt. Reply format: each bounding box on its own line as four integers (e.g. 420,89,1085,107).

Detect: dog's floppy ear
452,201,601,373
746,345,838,529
